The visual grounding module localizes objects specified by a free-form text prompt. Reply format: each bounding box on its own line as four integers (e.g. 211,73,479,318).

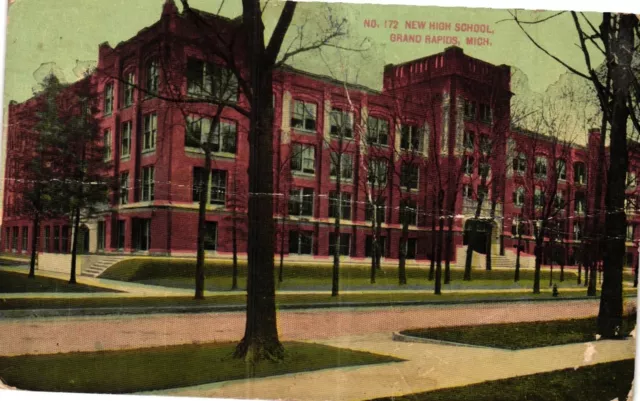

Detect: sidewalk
142,332,636,401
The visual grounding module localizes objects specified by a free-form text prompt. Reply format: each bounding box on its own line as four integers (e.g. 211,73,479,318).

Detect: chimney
162,0,178,17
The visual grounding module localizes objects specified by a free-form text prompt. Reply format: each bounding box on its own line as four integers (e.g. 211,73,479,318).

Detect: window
204,222,217,250
104,82,113,115
627,171,637,188
514,153,526,175
97,221,106,251
132,218,151,251
330,108,353,138
535,156,547,178
143,113,157,151
534,188,545,208
463,130,475,150
329,233,351,256
4,228,9,250
365,236,387,257
574,162,587,185
479,104,492,122
401,163,419,190
365,198,386,223
21,227,28,252
627,224,635,241
556,159,567,181
289,231,313,255
479,135,491,154
462,184,472,199
185,116,237,153
210,170,227,205
400,198,418,226
11,227,18,251
575,192,586,215
329,192,351,220
464,100,476,120
463,156,474,175
405,238,417,259
329,152,352,180
121,121,132,158
366,116,389,146
573,222,582,241
479,158,491,179
104,130,112,161
477,185,489,201
123,72,135,107
368,159,388,187
119,172,129,205
554,192,566,210
44,226,51,252
141,166,155,201
61,226,69,253
400,124,422,151
289,188,314,217
291,143,316,174
116,220,126,250
53,226,60,252
291,100,317,131
186,59,237,102
145,59,159,96
513,187,525,207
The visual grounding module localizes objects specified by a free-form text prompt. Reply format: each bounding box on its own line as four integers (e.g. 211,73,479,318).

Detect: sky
3,0,606,104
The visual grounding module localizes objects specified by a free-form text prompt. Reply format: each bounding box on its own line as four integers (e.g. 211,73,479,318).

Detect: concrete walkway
141,332,635,401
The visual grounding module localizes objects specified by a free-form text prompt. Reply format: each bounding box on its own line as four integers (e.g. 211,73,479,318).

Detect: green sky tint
4,0,603,103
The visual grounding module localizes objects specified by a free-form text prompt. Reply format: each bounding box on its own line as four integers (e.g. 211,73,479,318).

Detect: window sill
120,155,131,162
293,171,316,178
121,104,133,110
141,149,155,156
292,128,317,135
103,112,113,118
330,177,353,183
185,147,237,159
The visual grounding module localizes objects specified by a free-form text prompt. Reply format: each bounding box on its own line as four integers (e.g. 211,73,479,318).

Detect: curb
391,331,513,350
1,295,634,319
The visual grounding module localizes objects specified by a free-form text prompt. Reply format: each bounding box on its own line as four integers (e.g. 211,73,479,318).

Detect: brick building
3,0,639,268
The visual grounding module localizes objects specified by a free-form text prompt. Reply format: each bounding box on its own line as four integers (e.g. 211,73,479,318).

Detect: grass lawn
100,258,590,291
0,341,402,394
370,359,634,401
0,271,118,293
401,316,637,350
2,289,635,311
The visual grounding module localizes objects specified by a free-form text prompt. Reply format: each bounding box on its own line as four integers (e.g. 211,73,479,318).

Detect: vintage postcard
0,0,638,400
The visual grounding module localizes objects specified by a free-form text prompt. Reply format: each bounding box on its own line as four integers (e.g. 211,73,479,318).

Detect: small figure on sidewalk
552,284,559,297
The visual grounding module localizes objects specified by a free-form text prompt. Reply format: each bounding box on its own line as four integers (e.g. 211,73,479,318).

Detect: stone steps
81,256,128,277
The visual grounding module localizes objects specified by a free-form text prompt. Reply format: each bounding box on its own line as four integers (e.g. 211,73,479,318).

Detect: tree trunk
231,208,239,291
597,15,636,338
514,231,522,282
435,214,444,295
278,213,285,283
69,206,81,284
194,150,211,300
331,172,342,296
533,233,544,294
485,231,492,271
444,216,452,284
587,261,597,296
234,0,284,361
398,202,408,285
549,236,554,287
429,196,436,281
560,241,566,282
28,215,40,278
577,261,582,285
370,214,377,284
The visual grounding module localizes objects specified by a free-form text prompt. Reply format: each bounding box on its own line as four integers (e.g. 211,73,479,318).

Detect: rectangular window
535,156,547,178
480,104,492,122
513,187,525,207
463,156,474,175
121,121,132,158
330,108,353,138
146,59,159,96
400,124,421,151
44,226,51,252
132,218,151,251
401,163,419,190
210,169,227,205
21,227,28,252
104,82,113,115
291,100,317,131
117,220,126,250
143,113,157,151
291,143,316,174
53,226,60,253
204,222,217,250
627,171,637,188
479,158,491,179
289,231,313,255
365,235,386,258
187,59,238,102
534,188,545,208
329,152,353,180
575,192,586,215
329,192,351,220
185,116,237,153
104,130,112,161
365,198,386,223
366,116,389,146
464,100,476,120
141,166,155,201
119,172,129,205
462,184,472,199
61,226,69,253
514,154,526,175
478,185,489,201
123,72,135,107
192,167,206,203
97,221,106,251
329,233,351,256
556,159,567,181
463,130,475,150
289,188,314,217
405,238,417,259
11,227,18,252
367,159,388,187
627,224,635,241
479,135,491,154
400,199,418,226
574,162,587,185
